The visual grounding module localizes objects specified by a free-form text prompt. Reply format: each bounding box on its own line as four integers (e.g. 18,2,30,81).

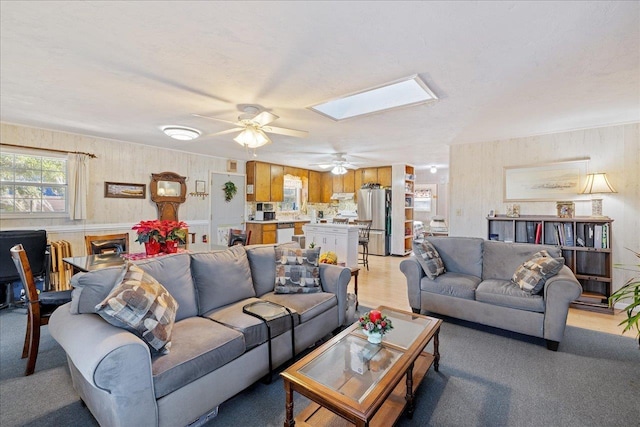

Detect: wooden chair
84,233,129,255
228,229,251,246
10,244,72,376
354,220,372,271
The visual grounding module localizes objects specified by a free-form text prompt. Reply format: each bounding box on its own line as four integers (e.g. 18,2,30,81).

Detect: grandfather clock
150,172,187,221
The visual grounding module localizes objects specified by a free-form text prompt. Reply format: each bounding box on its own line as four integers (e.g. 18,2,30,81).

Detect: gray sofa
400,237,582,350
49,243,350,427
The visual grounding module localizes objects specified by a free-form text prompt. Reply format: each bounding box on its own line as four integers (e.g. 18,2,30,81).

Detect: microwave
256,202,275,212
255,211,276,221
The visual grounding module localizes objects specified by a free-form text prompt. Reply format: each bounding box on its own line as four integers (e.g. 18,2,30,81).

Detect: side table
242,301,295,382
350,267,360,309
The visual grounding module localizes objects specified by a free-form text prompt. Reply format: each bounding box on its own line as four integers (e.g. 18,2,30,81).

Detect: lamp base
591,198,604,217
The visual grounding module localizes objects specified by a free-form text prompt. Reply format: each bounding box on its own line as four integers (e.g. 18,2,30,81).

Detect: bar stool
354,220,372,271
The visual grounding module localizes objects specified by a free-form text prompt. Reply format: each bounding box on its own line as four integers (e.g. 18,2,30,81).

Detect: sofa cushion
482,241,562,281
134,253,198,321
274,247,322,294
151,316,245,399
420,272,481,300
427,237,484,278
191,245,256,314
95,263,178,354
512,250,564,294
413,240,445,279
246,245,277,296
204,297,298,350
69,265,126,314
476,279,545,313
261,291,337,324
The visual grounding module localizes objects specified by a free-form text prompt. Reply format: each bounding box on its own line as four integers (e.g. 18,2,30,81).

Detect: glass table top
351,308,432,350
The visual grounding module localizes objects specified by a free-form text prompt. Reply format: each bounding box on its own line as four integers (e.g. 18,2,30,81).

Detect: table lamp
580,172,616,217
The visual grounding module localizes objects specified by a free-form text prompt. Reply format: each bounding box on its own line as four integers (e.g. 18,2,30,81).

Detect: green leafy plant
223,181,237,202
609,247,640,345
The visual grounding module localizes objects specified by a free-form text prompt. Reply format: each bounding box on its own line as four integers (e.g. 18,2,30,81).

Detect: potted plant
609,248,640,346
160,220,189,253
132,220,164,255
358,309,393,344
223,181,237,202
132,220,188,255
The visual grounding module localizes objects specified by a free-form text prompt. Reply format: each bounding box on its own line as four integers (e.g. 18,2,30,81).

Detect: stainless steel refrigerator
357,189,391,256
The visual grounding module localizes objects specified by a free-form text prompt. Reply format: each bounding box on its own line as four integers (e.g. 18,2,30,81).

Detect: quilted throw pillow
95,263,179,354
274,247,322,294
512,250,564,294
412,240,446,279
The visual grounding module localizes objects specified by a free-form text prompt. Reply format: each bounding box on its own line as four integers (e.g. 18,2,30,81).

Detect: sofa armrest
542,266,582,342
400,257,426,312
320,265,351,325
50,303,158,427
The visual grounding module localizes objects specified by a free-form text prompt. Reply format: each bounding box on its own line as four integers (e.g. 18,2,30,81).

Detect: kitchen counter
245,219,310,224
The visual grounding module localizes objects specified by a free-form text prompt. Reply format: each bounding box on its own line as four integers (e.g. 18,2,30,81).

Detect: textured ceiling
1,1,638,171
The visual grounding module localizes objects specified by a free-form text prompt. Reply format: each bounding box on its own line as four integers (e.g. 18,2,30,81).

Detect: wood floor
350,254,630,337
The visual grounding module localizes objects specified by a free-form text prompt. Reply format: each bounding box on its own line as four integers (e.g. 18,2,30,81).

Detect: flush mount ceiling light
309,74,438,121
331,165,348,175
162,126,201,141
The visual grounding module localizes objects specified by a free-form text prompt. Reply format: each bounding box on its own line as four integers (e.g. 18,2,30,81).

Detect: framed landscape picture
503,159,589,201
104,182,146,199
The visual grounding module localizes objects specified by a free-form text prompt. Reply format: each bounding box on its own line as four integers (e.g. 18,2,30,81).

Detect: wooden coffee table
281,306,441,427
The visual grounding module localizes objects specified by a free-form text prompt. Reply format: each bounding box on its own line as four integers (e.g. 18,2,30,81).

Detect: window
281,176,302,212
0,150,68,215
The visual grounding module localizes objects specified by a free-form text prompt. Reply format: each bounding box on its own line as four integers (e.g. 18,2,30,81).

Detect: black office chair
355,220,372,271
11,244,72,375
0,230,50,307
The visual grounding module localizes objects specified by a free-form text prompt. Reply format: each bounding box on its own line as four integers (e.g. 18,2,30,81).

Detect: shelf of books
391,164,415,256
487,215,614,313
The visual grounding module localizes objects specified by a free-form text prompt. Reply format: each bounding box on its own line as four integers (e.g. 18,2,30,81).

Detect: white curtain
67,153,89,220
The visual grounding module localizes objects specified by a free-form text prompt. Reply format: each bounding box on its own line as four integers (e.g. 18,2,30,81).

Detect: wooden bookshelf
487,215,614,313
391,164,415,256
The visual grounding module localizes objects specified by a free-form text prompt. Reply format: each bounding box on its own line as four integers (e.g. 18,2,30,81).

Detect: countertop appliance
357,188,391,256
277,222,295,243
255,202,276,221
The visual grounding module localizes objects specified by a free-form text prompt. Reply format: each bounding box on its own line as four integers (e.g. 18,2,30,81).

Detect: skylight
309,75,438,121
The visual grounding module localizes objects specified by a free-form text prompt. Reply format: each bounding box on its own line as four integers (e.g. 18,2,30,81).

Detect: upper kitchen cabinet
377,166,392,188
246,161,279,202
270,164,284,201
308,170,322,203
362,167,378,185
342,169,355,193
321,171,333,203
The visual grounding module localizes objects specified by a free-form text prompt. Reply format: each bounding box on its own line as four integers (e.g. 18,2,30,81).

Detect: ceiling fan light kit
331,165,348,175
162,126,201,141
233,126,271,148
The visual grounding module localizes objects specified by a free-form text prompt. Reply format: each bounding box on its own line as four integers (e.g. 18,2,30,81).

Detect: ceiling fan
310,153,360,175
193,105,308,149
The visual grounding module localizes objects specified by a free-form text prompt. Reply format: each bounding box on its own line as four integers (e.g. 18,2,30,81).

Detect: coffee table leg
284,381,295,427
434,329,440,372
405,362,415,419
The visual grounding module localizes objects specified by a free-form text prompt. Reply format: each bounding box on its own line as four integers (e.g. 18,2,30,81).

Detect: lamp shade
580,173,617,194
233,127,271,148
331,165,348,175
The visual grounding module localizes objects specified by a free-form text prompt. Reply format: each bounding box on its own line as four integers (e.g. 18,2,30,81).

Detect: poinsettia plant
132,220,188,244
359,309,394,335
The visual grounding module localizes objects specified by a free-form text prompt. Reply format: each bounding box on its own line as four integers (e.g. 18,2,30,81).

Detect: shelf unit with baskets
391,164,415,256
487,215,614,313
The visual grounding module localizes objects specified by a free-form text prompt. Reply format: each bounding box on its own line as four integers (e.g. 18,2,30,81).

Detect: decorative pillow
512,250,564,294
95,262,179,354
274,247,322,294
412,240,446,279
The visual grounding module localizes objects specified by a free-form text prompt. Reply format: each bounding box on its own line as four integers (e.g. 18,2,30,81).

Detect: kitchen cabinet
342,169,355,193
303,224,359,268
362,168,378,185
332,174,344,193
270,164,284,201
246,161,272,202
308,171,322,203
246,222,277,244
377,166,392,188
294,221,308,235
321,172,333,203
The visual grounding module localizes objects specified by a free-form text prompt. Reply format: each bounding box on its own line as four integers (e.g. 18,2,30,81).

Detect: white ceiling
1,1,638,171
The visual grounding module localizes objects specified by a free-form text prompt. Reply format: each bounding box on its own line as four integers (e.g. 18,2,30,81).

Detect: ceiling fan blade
252,111,279,127
262,126,309,138
204,127,245,137
192,113,241,126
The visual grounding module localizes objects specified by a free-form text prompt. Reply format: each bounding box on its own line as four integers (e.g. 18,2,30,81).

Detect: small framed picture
195,180,206,193
104,182,146,199
556,201,575,218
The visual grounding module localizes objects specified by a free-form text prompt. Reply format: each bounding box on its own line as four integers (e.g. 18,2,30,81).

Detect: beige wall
449,122,640,293
1,123,245,254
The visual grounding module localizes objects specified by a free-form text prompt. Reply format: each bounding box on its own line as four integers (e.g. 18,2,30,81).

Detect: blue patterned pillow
274,247,322,294
412,240,446,279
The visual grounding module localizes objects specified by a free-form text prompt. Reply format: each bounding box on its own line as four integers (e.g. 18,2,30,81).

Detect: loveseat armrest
542,266,582,343
400,257,426,312
50,303,158,427
320,264,351,325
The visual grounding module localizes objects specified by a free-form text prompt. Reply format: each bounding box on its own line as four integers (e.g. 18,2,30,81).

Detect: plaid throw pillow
95,263,178,354
412,240,446,279
512,250,564,294
274,247,323,294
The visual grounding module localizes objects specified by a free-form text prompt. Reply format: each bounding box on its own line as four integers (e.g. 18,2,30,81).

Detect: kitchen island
303,223,359,268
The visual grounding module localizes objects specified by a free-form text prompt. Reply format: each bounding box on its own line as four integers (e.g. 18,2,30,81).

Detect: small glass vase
163,240,178,254
144,239,161,256
364,329,383,344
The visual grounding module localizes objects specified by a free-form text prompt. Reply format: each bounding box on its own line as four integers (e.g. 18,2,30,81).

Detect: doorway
210,172,246,246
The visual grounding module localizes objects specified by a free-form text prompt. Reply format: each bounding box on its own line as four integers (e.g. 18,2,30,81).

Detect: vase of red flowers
133,220,188,255
358,309,393,344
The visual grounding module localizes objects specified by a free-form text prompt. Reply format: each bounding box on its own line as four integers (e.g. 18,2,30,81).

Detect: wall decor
104,182,146,199
503,159,589,201
150,172,187,221
189,180,209,199
223,181,238,202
